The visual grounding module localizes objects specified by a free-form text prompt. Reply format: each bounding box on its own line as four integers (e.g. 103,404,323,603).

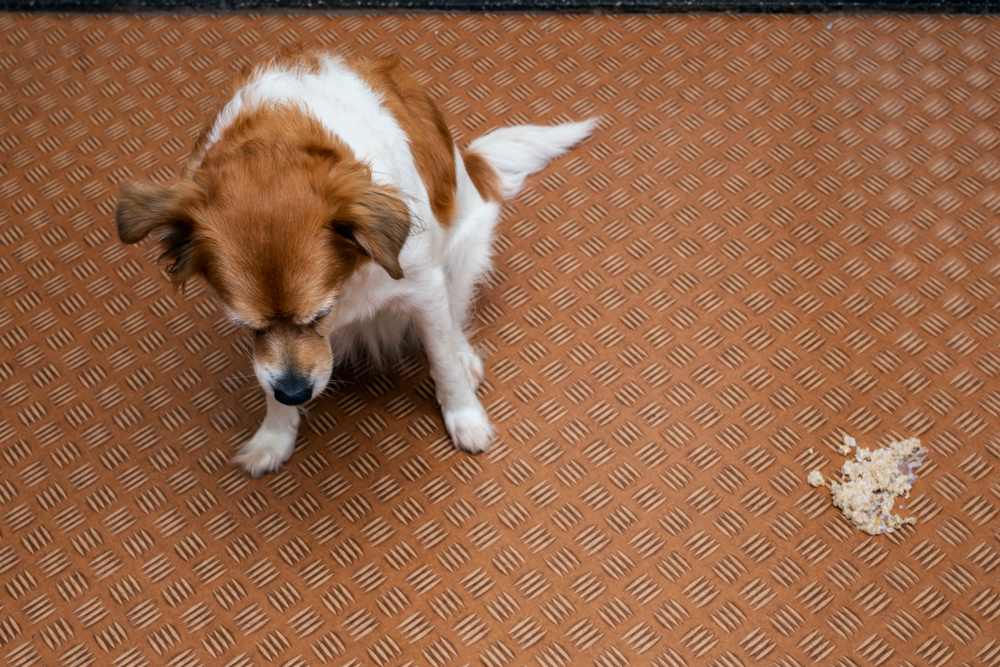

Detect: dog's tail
465,118,599,200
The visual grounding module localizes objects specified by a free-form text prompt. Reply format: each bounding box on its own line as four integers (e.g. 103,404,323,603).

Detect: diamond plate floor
2,12,1000,667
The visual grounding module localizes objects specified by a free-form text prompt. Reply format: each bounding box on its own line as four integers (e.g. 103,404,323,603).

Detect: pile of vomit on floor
809,435,929,536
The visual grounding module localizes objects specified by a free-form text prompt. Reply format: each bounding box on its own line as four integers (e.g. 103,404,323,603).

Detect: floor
1,12,999,667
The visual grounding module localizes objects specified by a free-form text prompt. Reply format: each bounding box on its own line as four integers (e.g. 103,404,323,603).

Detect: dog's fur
116,51,595,477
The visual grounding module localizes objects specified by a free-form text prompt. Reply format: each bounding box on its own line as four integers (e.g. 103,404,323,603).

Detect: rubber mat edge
2,0,998,14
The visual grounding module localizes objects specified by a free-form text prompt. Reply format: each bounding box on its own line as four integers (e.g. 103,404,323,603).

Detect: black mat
4,0,999,12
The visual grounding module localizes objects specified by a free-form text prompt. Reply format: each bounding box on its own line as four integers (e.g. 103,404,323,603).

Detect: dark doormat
3,0,999,12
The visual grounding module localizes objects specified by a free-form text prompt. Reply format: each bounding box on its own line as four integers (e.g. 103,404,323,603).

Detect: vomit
809,435,929,536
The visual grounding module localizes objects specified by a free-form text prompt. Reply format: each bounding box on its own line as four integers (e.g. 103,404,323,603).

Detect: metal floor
1,12,999,667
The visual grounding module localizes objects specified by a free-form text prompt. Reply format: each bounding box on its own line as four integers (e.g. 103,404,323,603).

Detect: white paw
444,401,493,454
233,423,298,478
459,348,485,389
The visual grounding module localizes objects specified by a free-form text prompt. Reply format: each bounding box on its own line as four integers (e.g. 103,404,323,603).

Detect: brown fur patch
252,320,334,380
115,180,206,285
462,149,503,203
350,55,458,227
190,46,324,168
194,103,410,326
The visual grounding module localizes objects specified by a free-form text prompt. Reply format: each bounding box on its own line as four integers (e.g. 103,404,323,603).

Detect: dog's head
115,105,411,405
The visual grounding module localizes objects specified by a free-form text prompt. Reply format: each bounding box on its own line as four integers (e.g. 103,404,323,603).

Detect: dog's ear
329,183,411,280
115,181,203,284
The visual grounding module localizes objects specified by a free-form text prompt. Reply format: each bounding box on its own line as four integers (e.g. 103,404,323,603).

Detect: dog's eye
308,306,334,325
234,319,265,335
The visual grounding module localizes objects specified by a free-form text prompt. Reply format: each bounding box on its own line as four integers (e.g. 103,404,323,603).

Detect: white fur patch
234,394,300,477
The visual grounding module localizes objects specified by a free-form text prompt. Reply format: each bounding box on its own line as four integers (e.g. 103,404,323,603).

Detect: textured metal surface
2,13,1000,667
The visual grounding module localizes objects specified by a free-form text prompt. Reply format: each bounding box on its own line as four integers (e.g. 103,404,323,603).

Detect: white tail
467,118,599,199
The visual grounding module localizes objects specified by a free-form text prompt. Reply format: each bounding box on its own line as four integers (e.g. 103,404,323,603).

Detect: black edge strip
2,0,999,12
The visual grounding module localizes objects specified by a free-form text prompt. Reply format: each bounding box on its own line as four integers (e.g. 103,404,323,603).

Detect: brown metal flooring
2,12,1000,667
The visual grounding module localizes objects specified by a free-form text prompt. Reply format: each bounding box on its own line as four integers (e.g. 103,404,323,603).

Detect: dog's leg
409,273,493,454
233,393,301,477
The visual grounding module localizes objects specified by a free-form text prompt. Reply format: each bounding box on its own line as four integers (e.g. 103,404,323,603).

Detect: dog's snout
272,372,313,406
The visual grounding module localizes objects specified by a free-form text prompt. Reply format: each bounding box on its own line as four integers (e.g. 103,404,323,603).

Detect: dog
115,50,595,477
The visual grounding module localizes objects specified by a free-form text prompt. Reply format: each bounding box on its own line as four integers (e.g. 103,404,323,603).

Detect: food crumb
810,434,929,536
838,435,856,456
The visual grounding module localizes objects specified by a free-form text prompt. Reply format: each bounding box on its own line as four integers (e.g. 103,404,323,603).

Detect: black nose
272,372,313,406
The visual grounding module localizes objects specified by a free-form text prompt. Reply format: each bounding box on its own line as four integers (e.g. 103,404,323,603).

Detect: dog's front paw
444,402,493,454
234,422,298,478
459,348,486,389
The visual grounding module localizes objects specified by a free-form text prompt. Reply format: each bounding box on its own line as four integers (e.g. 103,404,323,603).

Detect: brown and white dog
116,51,595,476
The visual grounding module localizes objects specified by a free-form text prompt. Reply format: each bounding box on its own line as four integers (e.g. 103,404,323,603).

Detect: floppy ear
330,183,411,280
115,181,203,283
